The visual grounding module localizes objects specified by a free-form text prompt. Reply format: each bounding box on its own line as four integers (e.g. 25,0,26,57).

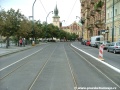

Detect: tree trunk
17,36,20,46
6,36,9,48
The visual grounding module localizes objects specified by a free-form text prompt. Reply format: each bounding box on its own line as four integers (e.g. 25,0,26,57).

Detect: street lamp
32,0,37,46
45,11,53,39
112,0,115,42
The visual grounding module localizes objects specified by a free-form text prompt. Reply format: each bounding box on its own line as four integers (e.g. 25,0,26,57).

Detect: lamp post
45,11,53,40
32,0,37,46
112,0,114,42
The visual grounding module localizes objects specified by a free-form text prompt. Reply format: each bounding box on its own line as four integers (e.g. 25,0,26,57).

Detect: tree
0,8,23,48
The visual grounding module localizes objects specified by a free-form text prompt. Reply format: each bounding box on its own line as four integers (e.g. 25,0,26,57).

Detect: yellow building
80,0,106,40
62,21,82,38
106,0,120,42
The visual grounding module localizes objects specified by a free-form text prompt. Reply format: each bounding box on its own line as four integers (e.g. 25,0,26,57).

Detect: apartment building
106,0,120,41
62,21,82,37
80,0,106,40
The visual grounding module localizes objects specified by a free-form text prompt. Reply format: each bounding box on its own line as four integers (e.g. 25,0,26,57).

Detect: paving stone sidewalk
0,45,33,57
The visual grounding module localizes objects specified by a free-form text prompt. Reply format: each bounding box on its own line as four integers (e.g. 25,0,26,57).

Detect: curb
0,43,46,57
0,46,32,57
71,43,120,73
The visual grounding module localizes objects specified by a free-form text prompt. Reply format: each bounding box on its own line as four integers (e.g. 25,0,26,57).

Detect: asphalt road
72,42,120,70
0,42,120,90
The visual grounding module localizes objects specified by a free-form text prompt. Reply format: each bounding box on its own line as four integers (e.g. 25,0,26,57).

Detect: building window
110,27,112,36
108,13,109,19
119,26,120,35
111,11,113,18
114,26,116,36
115,9,117,16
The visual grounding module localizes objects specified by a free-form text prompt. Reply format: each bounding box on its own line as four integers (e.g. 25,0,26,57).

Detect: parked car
86,40,91,46
90,35,104,48
98,41,111,49
107,42,120,54
81,39,87,45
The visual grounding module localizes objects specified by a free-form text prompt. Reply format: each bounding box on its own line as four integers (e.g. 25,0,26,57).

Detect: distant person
19,39,22,47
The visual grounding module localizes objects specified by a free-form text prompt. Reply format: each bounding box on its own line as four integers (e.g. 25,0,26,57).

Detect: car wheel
113,49,116,54
107,49,109,52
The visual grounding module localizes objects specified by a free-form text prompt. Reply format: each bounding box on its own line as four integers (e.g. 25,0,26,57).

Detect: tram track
0,42,120,90
69,43,120,89
64,44,79,90
28,43,77,90
28,45,57,90
0,44,50,80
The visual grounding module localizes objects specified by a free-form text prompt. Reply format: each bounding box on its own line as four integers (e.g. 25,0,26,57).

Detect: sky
0,0,81,26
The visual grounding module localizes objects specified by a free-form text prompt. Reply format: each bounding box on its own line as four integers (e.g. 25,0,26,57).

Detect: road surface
0,42,120,90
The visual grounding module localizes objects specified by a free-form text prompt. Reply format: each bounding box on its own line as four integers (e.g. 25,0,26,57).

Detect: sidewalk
0,45,32,57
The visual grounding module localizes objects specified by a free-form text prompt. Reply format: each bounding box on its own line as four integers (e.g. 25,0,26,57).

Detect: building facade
80,0,106,40
52,5,60,28
106,0,120,42
62,21,82,38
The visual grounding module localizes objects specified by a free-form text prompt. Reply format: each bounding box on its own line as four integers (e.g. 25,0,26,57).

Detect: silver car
107,42,120,54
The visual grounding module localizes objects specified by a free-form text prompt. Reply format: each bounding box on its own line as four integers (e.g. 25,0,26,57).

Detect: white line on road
64,45,78,90
71,44,120,73
28,46,57,90
71,44,120,89
0,48,43,72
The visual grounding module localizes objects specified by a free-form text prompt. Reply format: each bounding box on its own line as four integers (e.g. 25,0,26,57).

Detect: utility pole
32,0,37,46
112,0,114,42
46,11,53,40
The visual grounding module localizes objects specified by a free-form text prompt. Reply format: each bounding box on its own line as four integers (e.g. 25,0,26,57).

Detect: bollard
32,41,35,46
98,44,104,61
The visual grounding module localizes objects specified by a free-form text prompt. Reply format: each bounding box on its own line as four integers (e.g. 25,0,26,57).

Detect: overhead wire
38,0,47,15
66,0,78,26
38,0,52,22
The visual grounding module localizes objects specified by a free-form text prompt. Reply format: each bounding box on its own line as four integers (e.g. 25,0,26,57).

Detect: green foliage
0,8,78,42
0,8,23,37
94,1,104,10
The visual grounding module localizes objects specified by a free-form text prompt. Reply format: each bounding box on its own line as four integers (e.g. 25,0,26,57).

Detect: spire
54,4,59,16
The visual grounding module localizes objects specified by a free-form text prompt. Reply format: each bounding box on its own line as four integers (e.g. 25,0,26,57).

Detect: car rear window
106,41,110,43
117,42,120,46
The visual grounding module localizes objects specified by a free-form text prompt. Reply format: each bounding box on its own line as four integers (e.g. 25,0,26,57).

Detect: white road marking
64,46,78,90
28,46,57,90
0,48,43,72
71,44,120,89
71,44,120,73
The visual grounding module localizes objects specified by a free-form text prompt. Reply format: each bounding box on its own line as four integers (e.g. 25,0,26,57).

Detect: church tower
53,4,60,28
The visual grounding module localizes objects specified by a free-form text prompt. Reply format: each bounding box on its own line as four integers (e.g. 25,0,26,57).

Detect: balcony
81,9,84,13
95,7,101,12
94,1,104,12
86,15,90,19
81,1,85,6
95,20,103,28
81,17,85,24
89,24,94,28
87,24,94,30
90,10,95,16
91,0,95,4
86,4,90,9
